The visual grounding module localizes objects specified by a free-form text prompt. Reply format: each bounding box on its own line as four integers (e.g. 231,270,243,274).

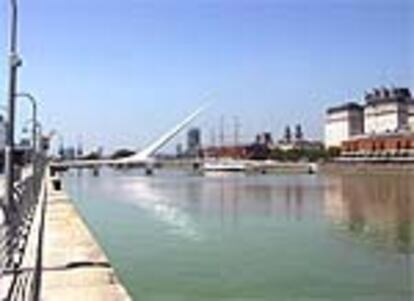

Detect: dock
0,166,132,300
39,171,132,300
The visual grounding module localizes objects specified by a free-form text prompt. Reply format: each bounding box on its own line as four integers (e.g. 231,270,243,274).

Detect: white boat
202,159,248,172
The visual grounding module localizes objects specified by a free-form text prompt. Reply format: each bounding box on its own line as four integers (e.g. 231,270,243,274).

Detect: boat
201,159,248,172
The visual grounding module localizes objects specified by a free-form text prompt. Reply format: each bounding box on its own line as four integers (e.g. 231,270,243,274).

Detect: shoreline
40,171,132,300
320,162,414,175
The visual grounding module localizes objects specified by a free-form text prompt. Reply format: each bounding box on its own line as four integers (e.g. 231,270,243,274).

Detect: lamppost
22,119,42,148
5,0,22,216
22,118,42,159
16,93,38,163
0,106,7,175
3,0,22,273
22,119,42,198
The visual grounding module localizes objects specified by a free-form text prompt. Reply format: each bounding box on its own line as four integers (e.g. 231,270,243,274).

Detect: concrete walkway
40,173,132,301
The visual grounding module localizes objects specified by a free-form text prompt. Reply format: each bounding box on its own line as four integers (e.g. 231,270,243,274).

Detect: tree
285,149,302,162
270,148,286,161
270,147,331,162
83,151,101,160
327,147,341,158
110,148,135,159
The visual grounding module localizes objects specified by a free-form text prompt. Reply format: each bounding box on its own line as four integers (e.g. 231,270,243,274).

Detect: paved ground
40,173,132,300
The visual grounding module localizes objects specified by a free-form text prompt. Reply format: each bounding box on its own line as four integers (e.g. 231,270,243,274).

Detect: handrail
0,158,47,301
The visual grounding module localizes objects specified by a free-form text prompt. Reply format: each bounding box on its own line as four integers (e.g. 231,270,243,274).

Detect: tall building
364,88,412,134
325,103,364,148
324,87,414,156
186,128,201,157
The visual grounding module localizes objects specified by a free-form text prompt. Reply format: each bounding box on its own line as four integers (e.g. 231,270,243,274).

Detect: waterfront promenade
0,167,131,300
40,171,131,300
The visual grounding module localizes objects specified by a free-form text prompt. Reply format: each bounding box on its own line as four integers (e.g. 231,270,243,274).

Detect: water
64,169,413,301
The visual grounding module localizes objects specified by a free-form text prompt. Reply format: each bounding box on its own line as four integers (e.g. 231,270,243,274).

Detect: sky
0,0,412,153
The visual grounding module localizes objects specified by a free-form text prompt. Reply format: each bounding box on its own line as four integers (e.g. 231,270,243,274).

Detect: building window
396,141,401,151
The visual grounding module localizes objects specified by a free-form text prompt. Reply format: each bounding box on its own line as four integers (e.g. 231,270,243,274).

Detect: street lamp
5,0,22,214
3,0,22,273
22,119,42,199
16,93,38,160
22,119,43,156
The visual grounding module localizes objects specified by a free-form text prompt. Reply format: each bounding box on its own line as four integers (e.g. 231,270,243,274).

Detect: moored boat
202,159,248,172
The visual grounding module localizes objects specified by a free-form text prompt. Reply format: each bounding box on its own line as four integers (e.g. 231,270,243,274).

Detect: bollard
52,179,62,191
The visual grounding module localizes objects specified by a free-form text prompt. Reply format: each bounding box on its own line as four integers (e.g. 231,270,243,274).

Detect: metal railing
0,158,47,301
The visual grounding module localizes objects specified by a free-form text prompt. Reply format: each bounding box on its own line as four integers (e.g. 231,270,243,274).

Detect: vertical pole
233,116,240,159
210,127,215,147
32,106,37,196
32,100,37,158
233,116,240,146
29,98,37,203
16,93,38,199
5,0,20,269
220,115,224,147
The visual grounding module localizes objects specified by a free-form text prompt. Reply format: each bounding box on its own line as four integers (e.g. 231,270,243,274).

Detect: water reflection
324,174,414,254
104,171,324,228
283,181,305,221
64,170,413,300
66,169,414,253
121,177,203,241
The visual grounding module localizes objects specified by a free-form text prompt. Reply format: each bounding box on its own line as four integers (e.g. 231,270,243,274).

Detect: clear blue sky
0,0,412,153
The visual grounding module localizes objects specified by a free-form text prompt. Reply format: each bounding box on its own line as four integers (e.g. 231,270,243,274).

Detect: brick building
342,133,414,156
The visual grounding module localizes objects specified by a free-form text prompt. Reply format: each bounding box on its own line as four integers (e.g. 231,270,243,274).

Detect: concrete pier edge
39,167,132,300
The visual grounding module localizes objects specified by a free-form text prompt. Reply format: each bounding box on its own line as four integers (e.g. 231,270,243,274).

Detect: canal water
64,169,413,301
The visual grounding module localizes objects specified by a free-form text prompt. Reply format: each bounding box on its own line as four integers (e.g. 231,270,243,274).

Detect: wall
325,109,363,148
342,134,414,154
325,110,350,148
364,102,408,134
408,103,414,132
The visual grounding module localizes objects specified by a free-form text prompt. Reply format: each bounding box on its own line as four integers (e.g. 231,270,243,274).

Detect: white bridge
52,104,208,172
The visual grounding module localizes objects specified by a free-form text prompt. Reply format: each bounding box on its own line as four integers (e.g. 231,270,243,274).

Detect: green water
64,169,413,301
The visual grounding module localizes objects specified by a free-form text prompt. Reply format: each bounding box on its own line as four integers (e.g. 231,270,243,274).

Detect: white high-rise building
409,101,414,132
324,87,414,149
364,88,412,134
325,103,364,148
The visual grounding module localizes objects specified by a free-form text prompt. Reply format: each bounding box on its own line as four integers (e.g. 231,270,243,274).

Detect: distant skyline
0,0,412,153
